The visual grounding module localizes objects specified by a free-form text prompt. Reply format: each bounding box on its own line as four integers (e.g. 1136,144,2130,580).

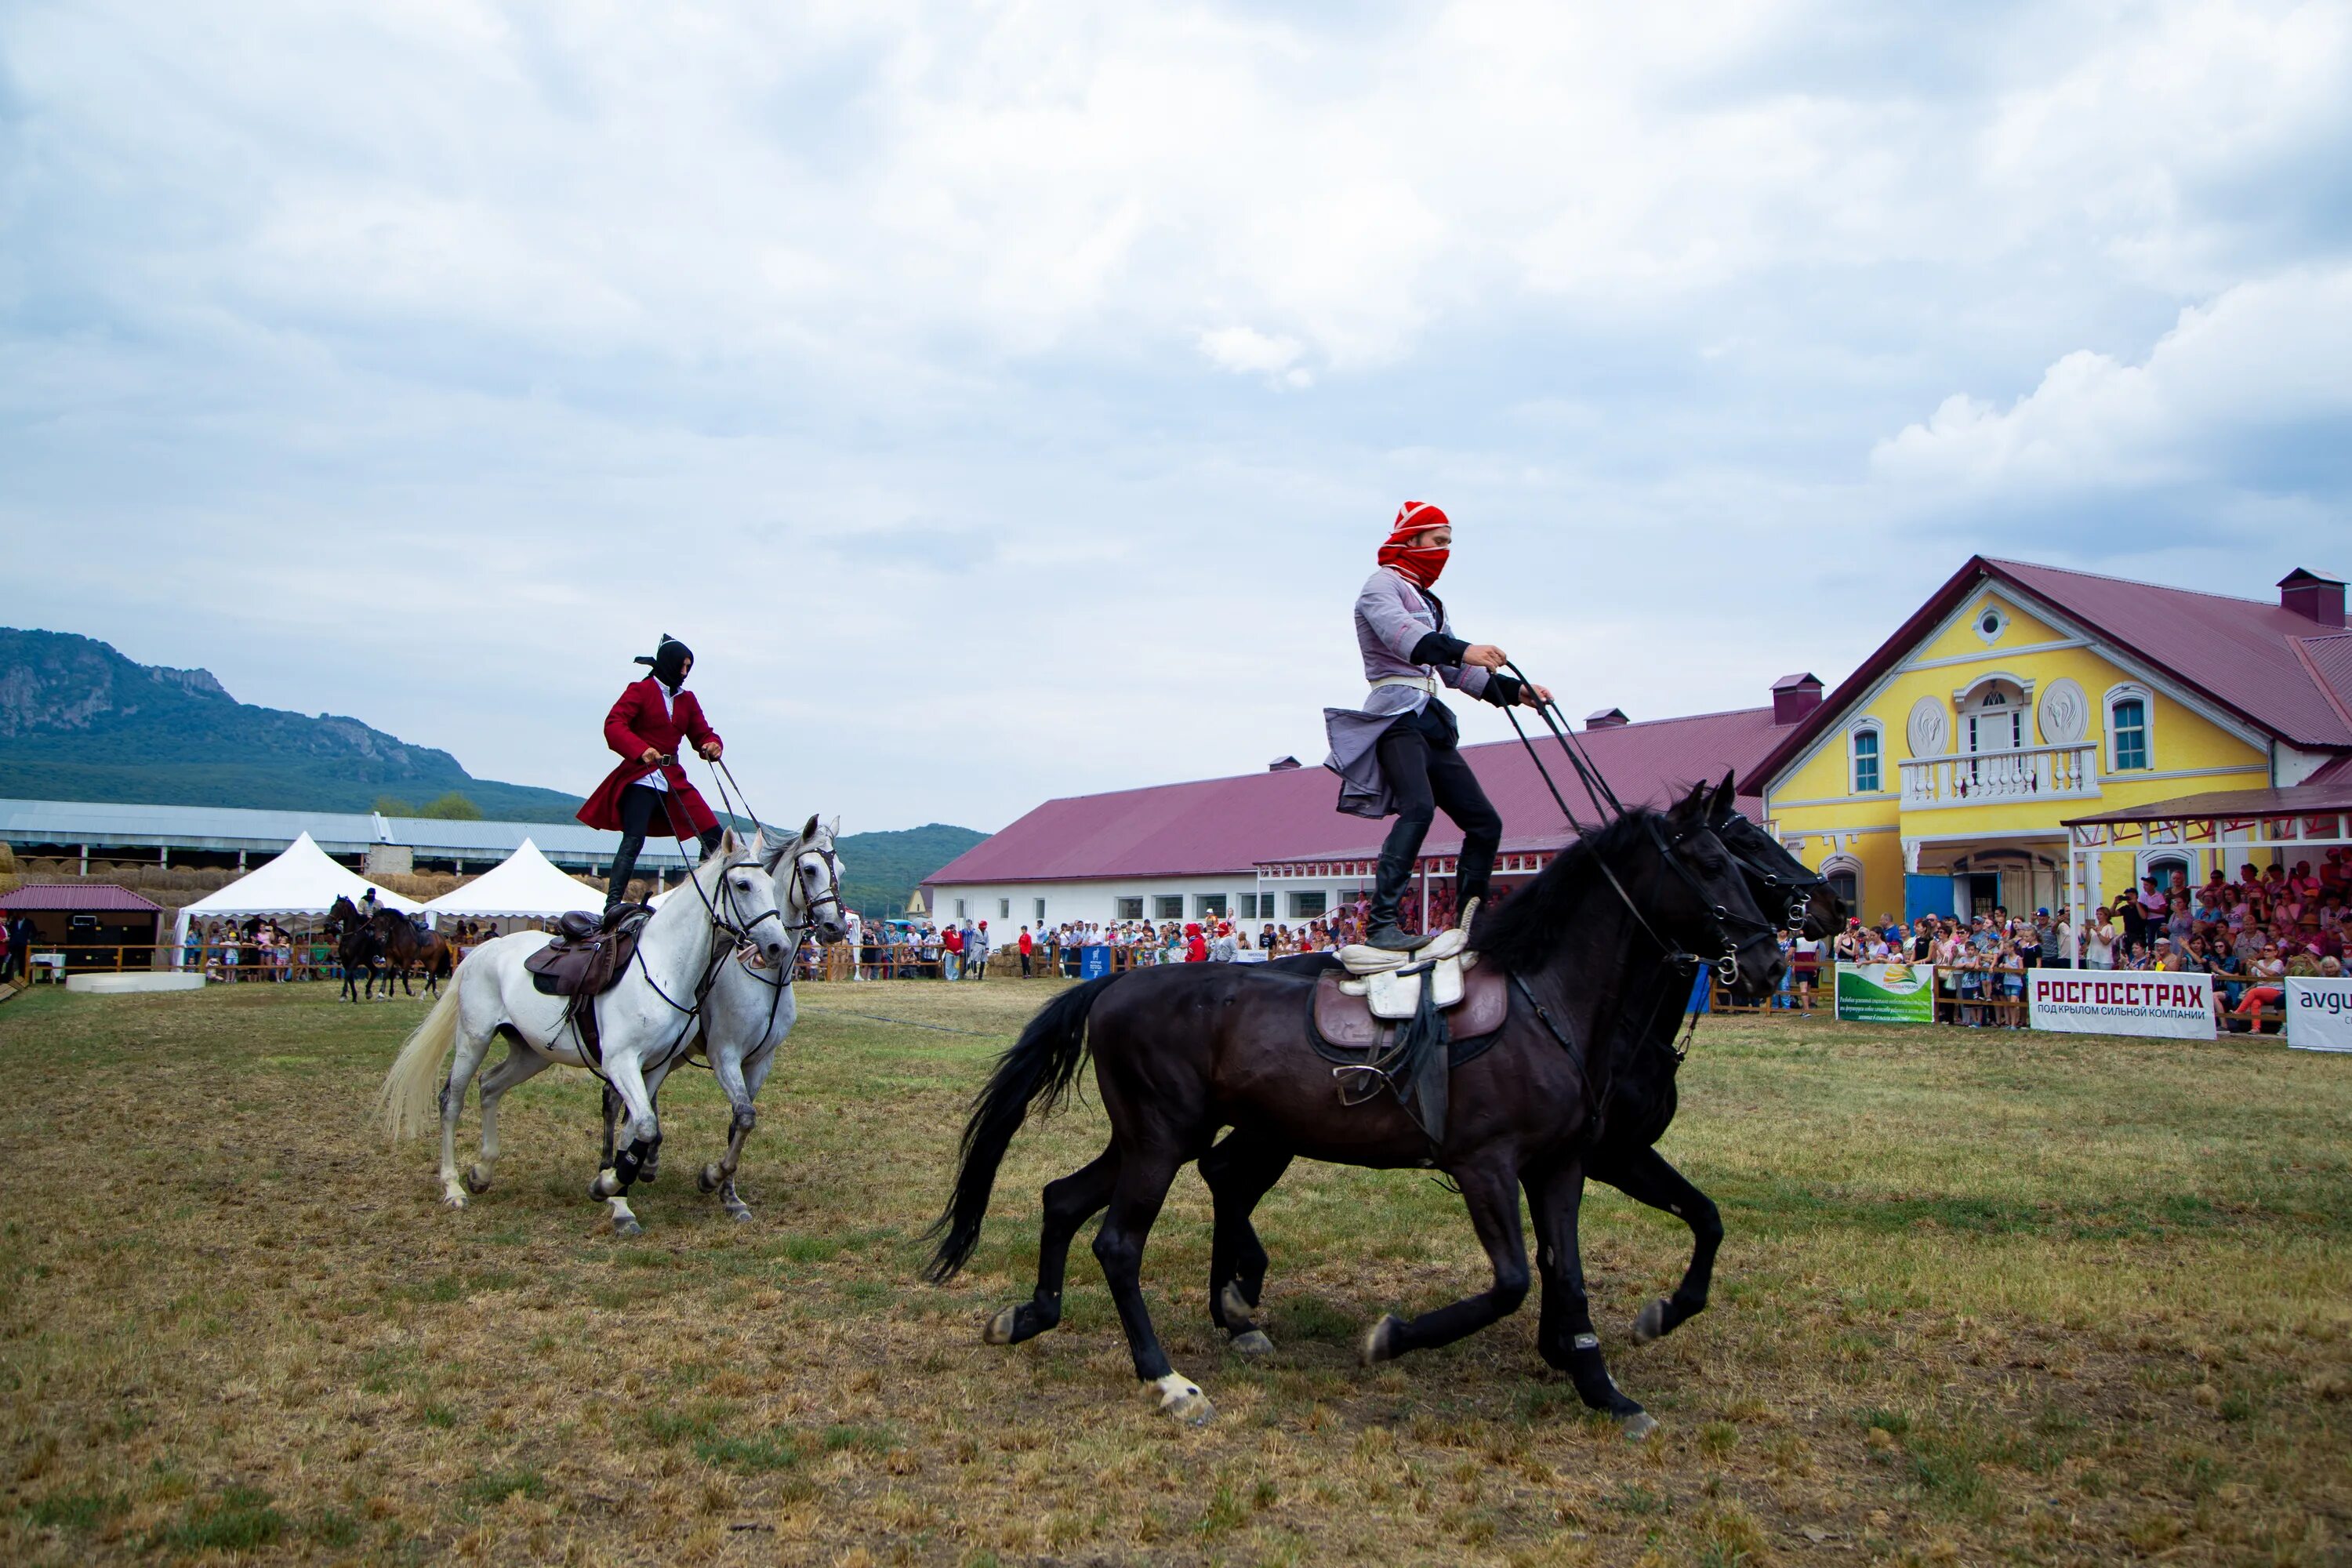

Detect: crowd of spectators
1770,850,2350,1030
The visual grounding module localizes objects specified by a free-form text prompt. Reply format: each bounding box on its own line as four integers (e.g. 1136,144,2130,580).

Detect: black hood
634,634,693,690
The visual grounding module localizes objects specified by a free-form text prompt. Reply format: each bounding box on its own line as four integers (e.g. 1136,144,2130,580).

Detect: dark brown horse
1196,799,1844,1367
326,896,385,1002
368,909,462,999
928,778,1781,1436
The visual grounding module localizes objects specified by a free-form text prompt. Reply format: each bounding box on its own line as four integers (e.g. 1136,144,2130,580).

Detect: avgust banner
2285,978,2352,1053
2027,969,2215,1040
1834,961,1935,1023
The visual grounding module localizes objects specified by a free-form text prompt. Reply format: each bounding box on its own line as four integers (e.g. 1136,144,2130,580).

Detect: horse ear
1711,771,1737,816
827,815,840,840
800,814,820,844
718,827,741,858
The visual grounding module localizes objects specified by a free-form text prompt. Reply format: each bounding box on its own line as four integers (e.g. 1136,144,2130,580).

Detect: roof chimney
2279,568,2346,630
1584,707,1629,731
1266,755,1302,771
1771,672,1824,726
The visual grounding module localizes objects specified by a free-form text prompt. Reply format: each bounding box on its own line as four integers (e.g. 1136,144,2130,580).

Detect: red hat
1384,500,1449,546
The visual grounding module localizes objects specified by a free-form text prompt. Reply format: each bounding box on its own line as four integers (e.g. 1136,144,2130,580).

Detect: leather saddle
526,906,652,1000
1308,949,1511,1149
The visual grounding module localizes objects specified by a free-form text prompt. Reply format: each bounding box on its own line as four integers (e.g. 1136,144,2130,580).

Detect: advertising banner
1834,962,1935,1023
2285,978,2352,1053
1078,945,1112,981
2027,970,2214,1040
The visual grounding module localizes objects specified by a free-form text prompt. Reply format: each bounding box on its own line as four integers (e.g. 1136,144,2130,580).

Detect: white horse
597,816,850,1230
377,829,790,1225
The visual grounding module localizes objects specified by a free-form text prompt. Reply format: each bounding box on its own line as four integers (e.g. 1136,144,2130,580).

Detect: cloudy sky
4,2,2348,832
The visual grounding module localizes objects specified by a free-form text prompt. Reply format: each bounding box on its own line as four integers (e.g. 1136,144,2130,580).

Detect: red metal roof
0,882,163,913
928,706,1787,886
1748,556,2352,791
2061,779,2352,827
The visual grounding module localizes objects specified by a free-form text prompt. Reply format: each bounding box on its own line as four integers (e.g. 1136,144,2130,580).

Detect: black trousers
1373,722,1502,924
606,784,725,907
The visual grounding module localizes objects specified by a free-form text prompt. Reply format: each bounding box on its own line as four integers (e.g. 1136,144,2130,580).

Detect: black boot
604,833,645,919
1363,824,1435,952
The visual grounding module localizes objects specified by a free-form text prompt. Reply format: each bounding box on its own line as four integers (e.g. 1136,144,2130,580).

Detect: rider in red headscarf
578,634,727,915
1323,504,1552,950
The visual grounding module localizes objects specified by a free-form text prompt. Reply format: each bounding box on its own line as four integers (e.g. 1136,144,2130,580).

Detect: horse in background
326,896,387,1003
368,909,462,1000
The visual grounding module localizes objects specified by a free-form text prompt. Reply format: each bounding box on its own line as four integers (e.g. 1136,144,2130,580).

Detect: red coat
576,677,724,837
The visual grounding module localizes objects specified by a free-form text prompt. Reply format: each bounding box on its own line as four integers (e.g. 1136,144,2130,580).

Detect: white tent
172,831,421,959
423,838,601,924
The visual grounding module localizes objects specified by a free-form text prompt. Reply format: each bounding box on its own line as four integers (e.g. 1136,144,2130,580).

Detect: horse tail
377,985,461,1142
924,975,1116,1283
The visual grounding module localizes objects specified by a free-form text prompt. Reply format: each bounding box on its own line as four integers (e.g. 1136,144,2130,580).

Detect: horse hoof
639,1163,659,1186
983,1305,1021,1346
1621,1411,1659,1442
1218,1280,1256,1323
1632,1298,1669,1345
463,1165,492,1195
1151,1374,1214,1425
725,1205,754,1223
1359,1313,1403,1367
612,1214,643,1239
441,1191,467,1210
1230,1330,1276,1358
698,1163,724,1194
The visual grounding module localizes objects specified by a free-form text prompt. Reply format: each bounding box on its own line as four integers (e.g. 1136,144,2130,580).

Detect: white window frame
1820,852,1863,916
1196,893,1229,918
1115,897,1143,920
1972,601,2010,644
1034,897,1047,923
1849,720,1886,796
999,898,1011,919
1288,890,1327,920
1153,894,1185,920
953,898,967,919
2104,682,2154,772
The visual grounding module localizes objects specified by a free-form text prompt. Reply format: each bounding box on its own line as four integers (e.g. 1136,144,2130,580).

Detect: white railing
1900,743,2100,809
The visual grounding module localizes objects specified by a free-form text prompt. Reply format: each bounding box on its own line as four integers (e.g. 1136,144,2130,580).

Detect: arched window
1850,723,1883,794
1820,853,1862,913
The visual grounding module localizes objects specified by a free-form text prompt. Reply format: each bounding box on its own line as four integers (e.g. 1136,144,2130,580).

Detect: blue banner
1079,945,1112,980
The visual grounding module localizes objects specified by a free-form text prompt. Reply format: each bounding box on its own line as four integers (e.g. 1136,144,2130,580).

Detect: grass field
0,979,2347,1566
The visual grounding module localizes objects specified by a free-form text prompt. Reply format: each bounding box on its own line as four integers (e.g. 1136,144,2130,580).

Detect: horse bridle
1715,810,1829,931
1596,815,1780,985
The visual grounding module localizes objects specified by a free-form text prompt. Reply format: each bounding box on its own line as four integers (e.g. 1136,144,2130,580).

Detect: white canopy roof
423,838,601,920
172,832,419,951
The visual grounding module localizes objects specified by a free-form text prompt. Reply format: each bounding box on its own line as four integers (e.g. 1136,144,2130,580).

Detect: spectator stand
2063,779,2352,928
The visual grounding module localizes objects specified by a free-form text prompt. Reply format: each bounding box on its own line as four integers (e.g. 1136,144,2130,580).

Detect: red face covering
1378,500,1451,589
1377,541,1450,588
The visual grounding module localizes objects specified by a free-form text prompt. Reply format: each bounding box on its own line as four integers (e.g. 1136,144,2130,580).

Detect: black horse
928,778,1782,1435
368,909,461,999
1196,801,1843,1365
326,896,386,1003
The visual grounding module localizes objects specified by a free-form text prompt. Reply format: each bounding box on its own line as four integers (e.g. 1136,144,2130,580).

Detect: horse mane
1471,805,1668,973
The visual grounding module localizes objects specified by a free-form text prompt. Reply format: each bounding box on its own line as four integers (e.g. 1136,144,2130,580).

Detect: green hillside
830,822,987,920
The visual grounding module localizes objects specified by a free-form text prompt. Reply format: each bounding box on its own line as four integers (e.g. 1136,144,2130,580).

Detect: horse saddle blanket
525,907,652,1000
1310,958,1509,1056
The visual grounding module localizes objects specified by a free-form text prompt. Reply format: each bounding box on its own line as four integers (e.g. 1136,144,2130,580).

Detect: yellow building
1751,558,2351,923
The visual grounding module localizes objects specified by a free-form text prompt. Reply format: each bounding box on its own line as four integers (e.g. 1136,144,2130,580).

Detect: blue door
1904,873,1954,924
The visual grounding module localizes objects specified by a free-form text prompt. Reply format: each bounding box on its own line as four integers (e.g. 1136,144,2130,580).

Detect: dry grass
0,980,2346,1565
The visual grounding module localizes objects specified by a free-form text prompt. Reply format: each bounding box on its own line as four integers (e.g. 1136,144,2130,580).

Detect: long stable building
0,798,696,881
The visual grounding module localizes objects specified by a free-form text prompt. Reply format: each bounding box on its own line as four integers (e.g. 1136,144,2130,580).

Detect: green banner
1834,961,1936,1023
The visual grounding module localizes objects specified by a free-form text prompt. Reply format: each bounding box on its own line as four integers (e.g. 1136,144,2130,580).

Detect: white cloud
1871,267,2352,491
1196,326,1307,385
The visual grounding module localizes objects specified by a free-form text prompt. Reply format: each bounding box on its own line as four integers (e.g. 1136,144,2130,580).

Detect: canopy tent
423,838,601,924
172,832,419,960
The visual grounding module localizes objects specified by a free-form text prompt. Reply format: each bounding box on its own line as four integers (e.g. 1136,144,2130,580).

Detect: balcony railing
1899,743,2100,810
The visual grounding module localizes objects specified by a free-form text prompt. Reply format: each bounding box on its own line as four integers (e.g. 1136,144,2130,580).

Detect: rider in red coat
578,634,727,913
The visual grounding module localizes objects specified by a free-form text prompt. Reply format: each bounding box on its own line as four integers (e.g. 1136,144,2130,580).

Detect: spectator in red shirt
1017,925,1034,978
942,923,964,981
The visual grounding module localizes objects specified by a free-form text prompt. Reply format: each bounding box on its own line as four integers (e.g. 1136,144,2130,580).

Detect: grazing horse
928,779,1780,1435
1196,800,1845,1362
594,816,851,1231
369,909,463,1000
375,830,789,1225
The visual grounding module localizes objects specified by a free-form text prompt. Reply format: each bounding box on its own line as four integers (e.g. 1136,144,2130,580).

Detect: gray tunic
1322,567,1493,820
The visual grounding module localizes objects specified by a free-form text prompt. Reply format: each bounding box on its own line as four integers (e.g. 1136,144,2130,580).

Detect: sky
4,1,2349,833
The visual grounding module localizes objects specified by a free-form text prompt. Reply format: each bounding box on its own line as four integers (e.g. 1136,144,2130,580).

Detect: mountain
0,628,988,914
0,626,594,822
832,823,988,920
